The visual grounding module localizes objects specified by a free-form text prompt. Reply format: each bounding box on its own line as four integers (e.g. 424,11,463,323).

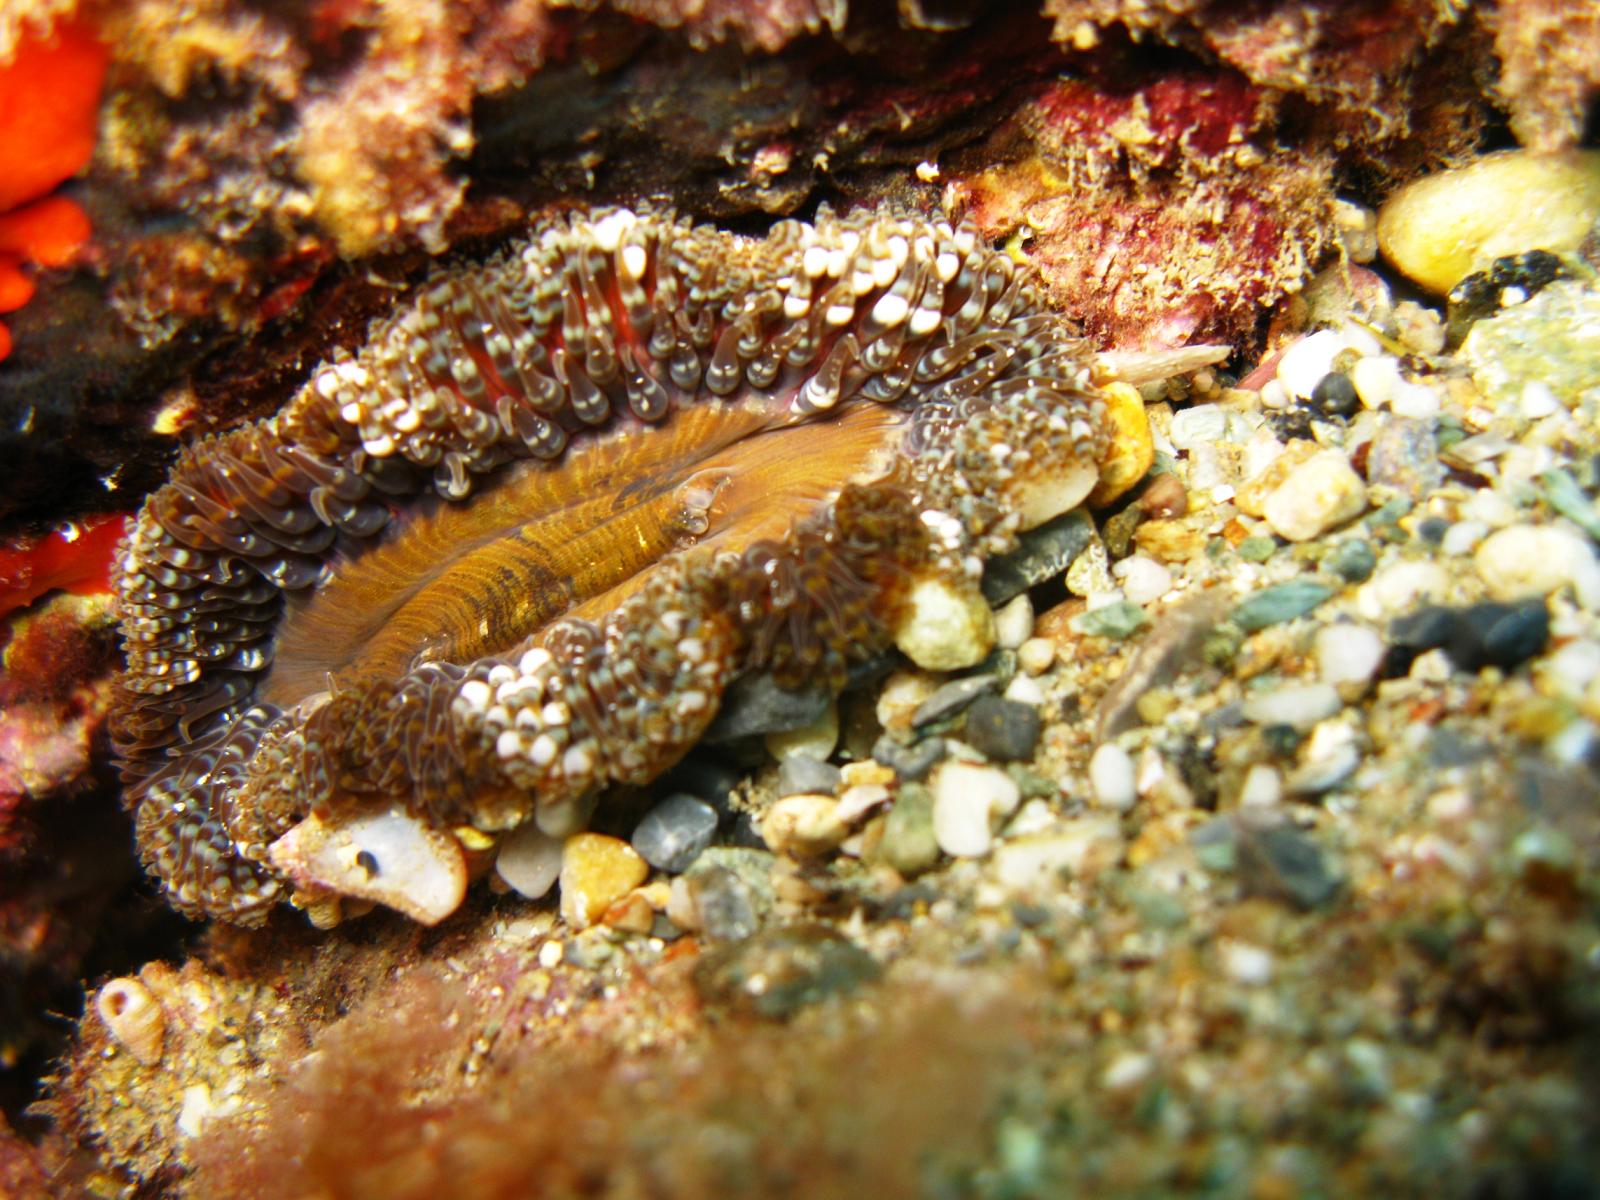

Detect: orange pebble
0,22,108,211
0,194,91,266
0,254,34,312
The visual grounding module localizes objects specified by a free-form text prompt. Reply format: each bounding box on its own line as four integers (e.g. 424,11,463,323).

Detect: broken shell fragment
267,810,468,925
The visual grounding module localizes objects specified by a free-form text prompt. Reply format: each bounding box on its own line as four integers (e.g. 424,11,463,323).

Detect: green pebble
1202,623,1244,668
880,784,940,877
1238,536,1277,563
1232,580,1335,632
1540,468,1600,542
1365,496,1413,528
1325,538,1377,583
1076,601,1150,639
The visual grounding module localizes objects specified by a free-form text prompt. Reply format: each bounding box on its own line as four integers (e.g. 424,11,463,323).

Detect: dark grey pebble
655,753,744,806
689,865,760,944
777,755,842,797
963,694,1042,761
1234,820,1343,910
1386,599,1550,675
981,509,1095,604
1309,371,1359,418
631,793,720,873
704,671,831,741
872,733,946,782
912,674,998,728
1414,516,1450,545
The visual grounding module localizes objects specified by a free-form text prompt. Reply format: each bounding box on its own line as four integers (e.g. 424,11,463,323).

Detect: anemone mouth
110,204,1109,925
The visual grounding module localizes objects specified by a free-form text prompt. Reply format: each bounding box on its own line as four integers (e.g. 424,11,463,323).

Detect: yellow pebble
1377,149,1600,294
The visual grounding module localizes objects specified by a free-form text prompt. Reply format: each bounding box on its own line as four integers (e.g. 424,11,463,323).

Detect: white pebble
1242,681,1342,730
1476,523,1600,607
1390,381,1442,420
1339,322,1384,357
1088,743,1137,811
1238,764,1282,808
932,762,1021,858
1169,405,1256,450
994,818,1123,889
1441,520,1488,556
1357,560,1451,620
1259,379,1290,410
1262,450,1368,542
1350,355,1401,409
1542,639,1600,700
1017,637,1056,676
1221,940,1275,985
494,822,565,899
1314,623,1385,686
1464,489,1518,528
1277,329,1345,400
1112,555,1172,605
1520,380,1561,419
893,576,996,670
1004,673,1045,705
993,592,1034,649
1101,1051,1154,1093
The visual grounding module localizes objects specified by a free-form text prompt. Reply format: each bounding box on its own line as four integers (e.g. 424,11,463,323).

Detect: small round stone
1389,380,1441,420
1277,330,1346,400
931,761,1022,858
963,695,1042,762
1241,682,1342,730
1237,763,1283,808
1309,371,1360,418
1476,524,1600,607
1088,742,1137,812
1261,450,1368,543
1004,673,1045,706
760,794,847,859
764,698,839,762
1233,820,1343,909
559,833,649,930
631,793,720,873
1376,148,1600,294
893,576,996,670
1314,622,1385,686
1113,555,1172,606
1074,600,1149,640
1359,560,1451,619
777,755,843,797
495,821,565,900
871,733,946,782
1350,355,1401,409
1017,637,1056,676
1220,940,1275,985
993,592,1035,650
879,783,940,876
